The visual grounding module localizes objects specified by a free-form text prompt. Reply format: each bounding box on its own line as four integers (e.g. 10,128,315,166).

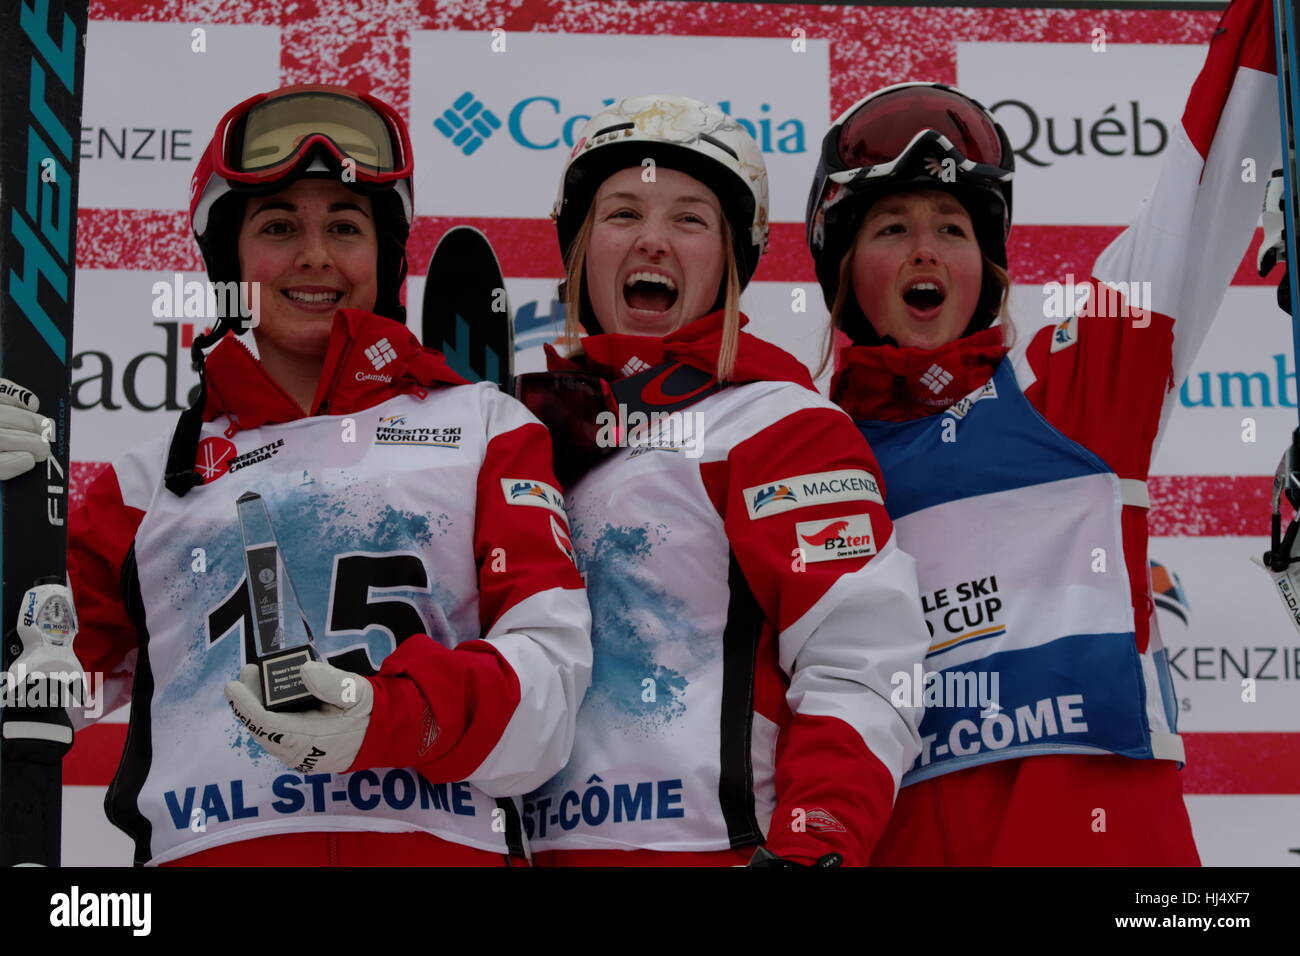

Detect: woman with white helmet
0,84,591,866
806,0,1275,864
516,94,930,866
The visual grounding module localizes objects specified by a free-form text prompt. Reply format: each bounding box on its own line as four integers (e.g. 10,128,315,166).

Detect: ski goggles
826,84,1013,186
210,85,413,186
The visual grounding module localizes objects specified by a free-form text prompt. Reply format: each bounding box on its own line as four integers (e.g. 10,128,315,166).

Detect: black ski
423,226,514,391
0,0,90,866
1275,0,1300,335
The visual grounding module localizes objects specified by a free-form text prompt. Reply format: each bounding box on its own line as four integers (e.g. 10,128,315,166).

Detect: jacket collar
544,310,817,390
201,309,469,433
831,327,1009,422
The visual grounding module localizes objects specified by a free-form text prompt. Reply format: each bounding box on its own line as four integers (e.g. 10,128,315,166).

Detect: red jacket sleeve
352,386,591,797
702,390,929,865
66,464,145,727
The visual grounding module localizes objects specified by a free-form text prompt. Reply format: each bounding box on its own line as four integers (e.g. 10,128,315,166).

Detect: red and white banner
67,0,1296,866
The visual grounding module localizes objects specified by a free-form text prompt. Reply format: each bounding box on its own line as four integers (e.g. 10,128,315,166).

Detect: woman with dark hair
0,84,591,866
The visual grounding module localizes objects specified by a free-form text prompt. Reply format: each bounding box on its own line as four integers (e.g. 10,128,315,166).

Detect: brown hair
814,246,1015,380
560,203,744,382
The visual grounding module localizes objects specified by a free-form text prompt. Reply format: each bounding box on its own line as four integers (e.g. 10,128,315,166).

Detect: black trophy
236,491,321,711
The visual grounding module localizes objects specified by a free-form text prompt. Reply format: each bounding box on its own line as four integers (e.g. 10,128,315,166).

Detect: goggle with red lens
828,84,1012,185
211,85,413,186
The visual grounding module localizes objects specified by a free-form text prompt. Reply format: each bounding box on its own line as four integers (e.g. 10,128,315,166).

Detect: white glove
1251,552,1300,635
0,379,49,480
1258,169,1285,276
224,661,373,774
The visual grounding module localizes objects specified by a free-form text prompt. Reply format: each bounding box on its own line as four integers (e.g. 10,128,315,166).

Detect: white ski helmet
553,94,770,288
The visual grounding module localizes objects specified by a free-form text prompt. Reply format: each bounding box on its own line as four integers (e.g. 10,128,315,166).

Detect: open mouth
901,281,945,314
283,289,343,306
623,271,678,314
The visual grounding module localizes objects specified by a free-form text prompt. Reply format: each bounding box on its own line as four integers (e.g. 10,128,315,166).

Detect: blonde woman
516,94,930,866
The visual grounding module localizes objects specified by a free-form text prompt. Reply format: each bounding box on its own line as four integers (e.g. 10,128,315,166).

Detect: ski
1275,0,1300,342
0,0,90,866
423,226,514,391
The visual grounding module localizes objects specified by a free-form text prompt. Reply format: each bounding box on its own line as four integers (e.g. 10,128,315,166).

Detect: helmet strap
163,323,233,497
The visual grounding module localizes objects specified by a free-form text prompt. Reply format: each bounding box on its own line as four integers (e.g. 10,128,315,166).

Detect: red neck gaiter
831,327,1009,423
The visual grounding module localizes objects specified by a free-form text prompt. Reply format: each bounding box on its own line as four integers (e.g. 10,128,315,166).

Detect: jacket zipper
316,337,356,416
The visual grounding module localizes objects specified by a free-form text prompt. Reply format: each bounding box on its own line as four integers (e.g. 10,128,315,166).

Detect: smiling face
849,189,984,350
237,177,378,364
584,166,727,336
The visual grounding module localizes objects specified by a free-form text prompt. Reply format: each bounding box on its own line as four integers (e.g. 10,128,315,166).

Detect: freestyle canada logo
195,437,236,483
194,437,284,483
432,93,807,156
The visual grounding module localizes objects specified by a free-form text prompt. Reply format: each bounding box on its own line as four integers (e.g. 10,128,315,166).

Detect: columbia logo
435,92,502,156
621,356,651,377
920,364,953,393
365,338,397,370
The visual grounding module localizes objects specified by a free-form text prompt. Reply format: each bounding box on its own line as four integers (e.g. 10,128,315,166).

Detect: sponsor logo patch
227,438,285,474
0,379,35,408
919,363,953,394
502,478,567,521
745,469,883,519
795,513,876,562
944,379,998,420
803,807,848,833
375,415,461,447
196,436,283,483
195,436,238,484
365,337,398,370
550,514,577,565
1050,314,1078,353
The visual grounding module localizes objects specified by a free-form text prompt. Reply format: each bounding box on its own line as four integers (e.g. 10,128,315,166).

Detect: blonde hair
560,203,744,382
814,246,1015,380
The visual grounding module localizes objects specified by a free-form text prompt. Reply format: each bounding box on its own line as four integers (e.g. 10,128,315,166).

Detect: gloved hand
747,846,843,867
1258,169,1290,315
0,379,50,480
225,661,373,774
